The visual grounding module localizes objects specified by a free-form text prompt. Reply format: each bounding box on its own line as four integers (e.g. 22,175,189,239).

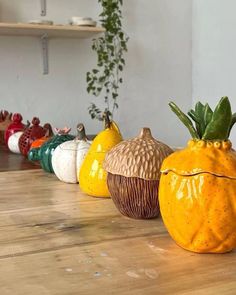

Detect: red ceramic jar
4,113,25,146
19,117,46,156
30,123,54,149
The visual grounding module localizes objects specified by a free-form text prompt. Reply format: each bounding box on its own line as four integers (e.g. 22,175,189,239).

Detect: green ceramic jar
28,128,75,173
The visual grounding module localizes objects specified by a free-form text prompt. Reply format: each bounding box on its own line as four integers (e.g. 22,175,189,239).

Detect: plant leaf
202,97,232,140
203,103,213,127
188,109,201,136
169,102,200,139
194,101,206,137
228,112,236,136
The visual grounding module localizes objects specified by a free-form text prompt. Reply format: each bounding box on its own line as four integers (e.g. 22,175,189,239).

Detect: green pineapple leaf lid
169,97,235,141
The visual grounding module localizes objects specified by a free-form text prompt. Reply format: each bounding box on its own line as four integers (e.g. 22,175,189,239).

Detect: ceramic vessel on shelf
52,124,91,183
79,112,123,198
28,127,75,173
159,97,236,253
104,128,173,219
70,16,97,27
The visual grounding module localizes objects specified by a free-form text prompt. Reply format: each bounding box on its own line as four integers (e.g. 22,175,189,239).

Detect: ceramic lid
56,124,90,151
0,111,12,130
104,128,173,180
161,139,236,179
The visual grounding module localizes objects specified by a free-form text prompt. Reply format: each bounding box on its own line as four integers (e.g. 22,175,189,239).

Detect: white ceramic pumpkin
8,131,23,154
52,124,91,183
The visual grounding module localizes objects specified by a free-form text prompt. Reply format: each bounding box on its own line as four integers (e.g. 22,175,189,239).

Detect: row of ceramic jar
0,111,53,155
1,110,172,220
2,98,236,255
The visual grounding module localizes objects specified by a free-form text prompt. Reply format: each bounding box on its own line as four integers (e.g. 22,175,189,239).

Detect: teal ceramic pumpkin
28,128,74,173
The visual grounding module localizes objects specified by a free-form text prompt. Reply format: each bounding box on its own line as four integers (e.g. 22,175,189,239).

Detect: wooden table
0,169,235,295
0,144,40,172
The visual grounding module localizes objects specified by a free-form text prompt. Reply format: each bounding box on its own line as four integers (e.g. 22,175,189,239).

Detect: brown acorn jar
103,128,173,219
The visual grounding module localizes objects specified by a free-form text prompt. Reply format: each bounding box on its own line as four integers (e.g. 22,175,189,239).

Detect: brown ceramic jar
104,128,173,219
0,111,12,144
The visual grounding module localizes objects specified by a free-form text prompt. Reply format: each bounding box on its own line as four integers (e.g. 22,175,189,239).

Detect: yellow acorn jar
159,97,236,253
79,112,123,197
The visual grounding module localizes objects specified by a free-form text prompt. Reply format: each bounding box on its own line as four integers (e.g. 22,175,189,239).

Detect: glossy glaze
79,120,122,197
161,139,235,177
52,139,91,183
30,124,53,149
104,128,173,219
29,132,75,173
19,118,46,157
4,113,25,146
159,140,236,253
8,131,23,154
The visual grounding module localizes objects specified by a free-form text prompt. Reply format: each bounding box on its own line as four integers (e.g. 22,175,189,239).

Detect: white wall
192,0,236,143
0,0,192,147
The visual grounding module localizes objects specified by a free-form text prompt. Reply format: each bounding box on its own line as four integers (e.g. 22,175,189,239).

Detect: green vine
87,0,129,121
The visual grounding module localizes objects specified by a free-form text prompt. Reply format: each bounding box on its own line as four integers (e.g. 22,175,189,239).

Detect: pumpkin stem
43,123,53,137
103,111,111,129
76,123,87,141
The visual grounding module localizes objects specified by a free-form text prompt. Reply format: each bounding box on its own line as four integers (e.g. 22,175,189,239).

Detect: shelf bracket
41,34,49,75
41,0,47,16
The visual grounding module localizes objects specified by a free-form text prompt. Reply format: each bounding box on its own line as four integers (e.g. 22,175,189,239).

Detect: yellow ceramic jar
159,97,236,253
79,113,123,197
159,139,236,253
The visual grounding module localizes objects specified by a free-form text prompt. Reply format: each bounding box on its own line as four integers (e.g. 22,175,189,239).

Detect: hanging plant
86,0,129,121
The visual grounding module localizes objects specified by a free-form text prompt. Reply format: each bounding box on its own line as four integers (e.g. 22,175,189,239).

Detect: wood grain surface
0,144,40,172
0,169,235,295
0,22,105,38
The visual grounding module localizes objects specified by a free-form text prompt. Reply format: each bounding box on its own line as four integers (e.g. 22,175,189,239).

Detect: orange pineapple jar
159,97,236,253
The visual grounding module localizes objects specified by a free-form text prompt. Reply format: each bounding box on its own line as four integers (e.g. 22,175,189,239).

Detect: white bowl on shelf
69,17,97,27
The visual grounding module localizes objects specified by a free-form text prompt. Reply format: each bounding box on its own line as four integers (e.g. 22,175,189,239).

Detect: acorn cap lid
103,128,173,180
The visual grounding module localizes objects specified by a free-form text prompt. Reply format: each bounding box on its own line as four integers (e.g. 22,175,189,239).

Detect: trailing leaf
87,0,129,120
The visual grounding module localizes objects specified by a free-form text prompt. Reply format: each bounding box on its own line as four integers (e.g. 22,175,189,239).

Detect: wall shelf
0,22,105,39
0,22,105,75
